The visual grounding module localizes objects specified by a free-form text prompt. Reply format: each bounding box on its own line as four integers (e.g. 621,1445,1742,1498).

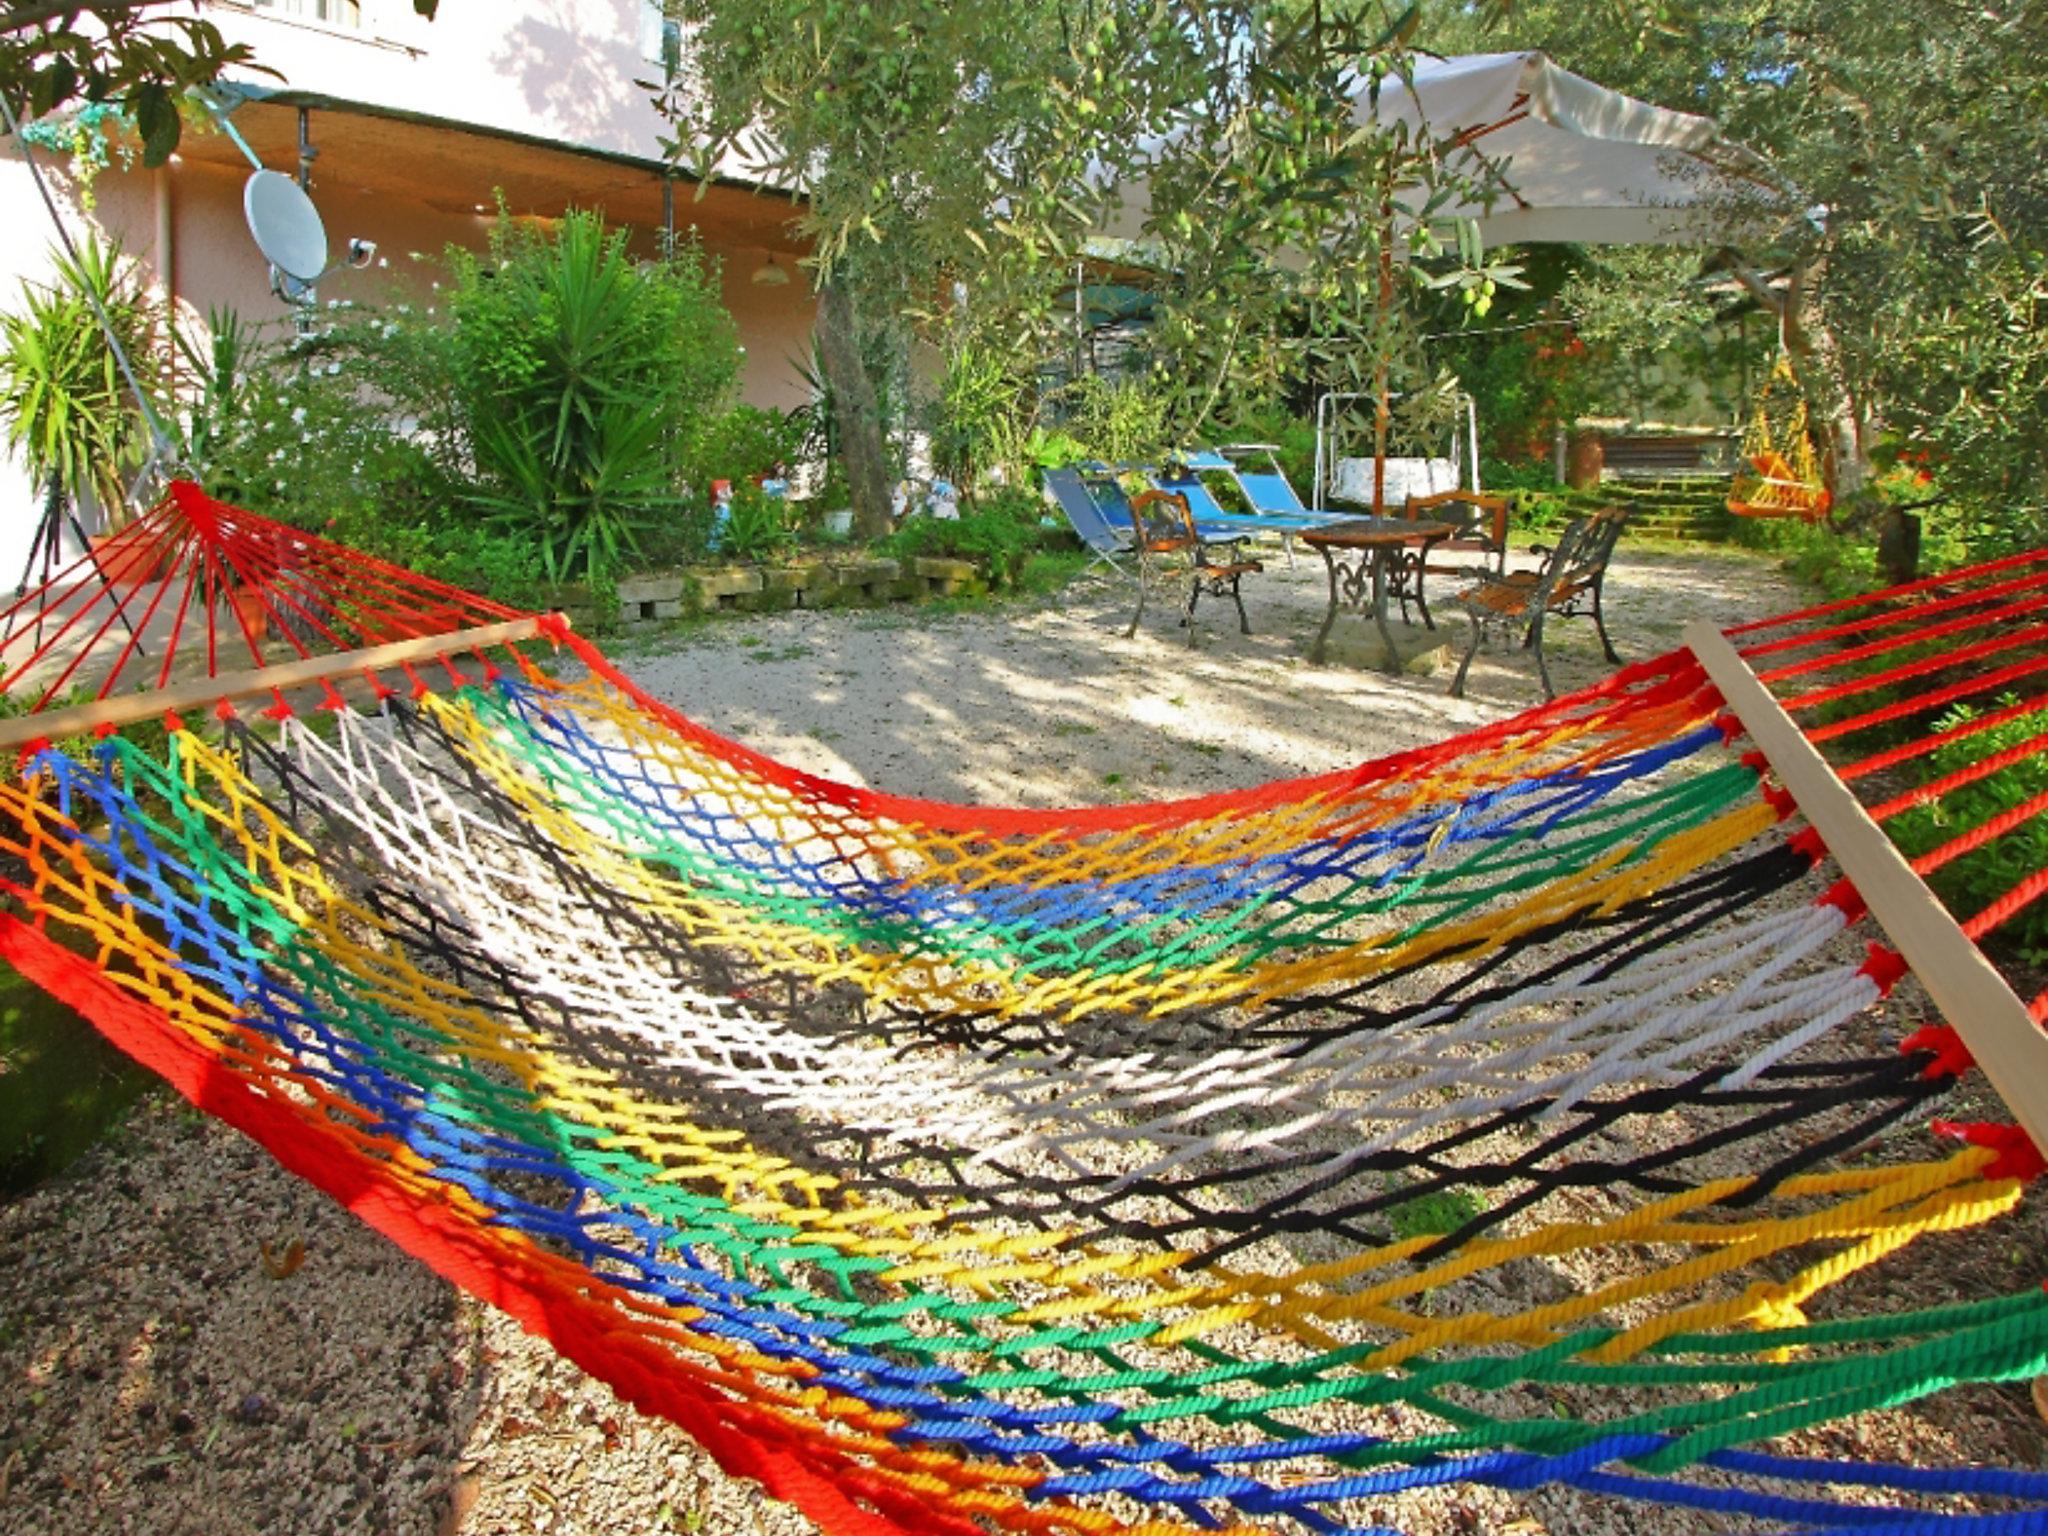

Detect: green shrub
448,209,739,583
1059,374,1170,466
1888,698,2048,960
879,487,1048,589
178,312,452,543
324,504,552,612
687,403,806,490
932,340,1032,486
720,481,796,562
0,233,159,527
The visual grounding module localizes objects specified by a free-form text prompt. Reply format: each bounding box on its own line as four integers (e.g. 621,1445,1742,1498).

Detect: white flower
290,407,307,425
327,362,343,376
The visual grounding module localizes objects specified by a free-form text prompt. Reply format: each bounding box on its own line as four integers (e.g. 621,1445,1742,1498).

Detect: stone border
577,554,989,629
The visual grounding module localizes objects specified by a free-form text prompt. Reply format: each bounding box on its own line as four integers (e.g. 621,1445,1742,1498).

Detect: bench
1448,507,1629,700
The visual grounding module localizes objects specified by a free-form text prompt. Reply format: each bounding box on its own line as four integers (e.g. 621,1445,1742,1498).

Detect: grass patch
1384,1180,1489,1242
0,965,155,1195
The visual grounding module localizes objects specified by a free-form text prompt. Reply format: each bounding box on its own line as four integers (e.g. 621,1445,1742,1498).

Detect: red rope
1779,622,2048,715
1737,565,2048,661
1851,700,2048,792
1808,651,2048,747
1727,547,2048,637
0,914,984,1536
1757,593,2048,686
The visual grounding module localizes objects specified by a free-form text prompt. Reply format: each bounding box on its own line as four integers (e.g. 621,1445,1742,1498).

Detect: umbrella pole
1372,204,1395,516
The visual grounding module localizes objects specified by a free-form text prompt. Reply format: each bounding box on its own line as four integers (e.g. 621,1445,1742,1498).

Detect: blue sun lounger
1217,443,1327,520
1142,450,1346,567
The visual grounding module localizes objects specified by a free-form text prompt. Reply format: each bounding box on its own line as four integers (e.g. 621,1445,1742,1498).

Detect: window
251,0,364,26
638,0,683,71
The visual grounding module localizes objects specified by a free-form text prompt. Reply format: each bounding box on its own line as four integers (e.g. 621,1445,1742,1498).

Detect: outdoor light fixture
752,252,791,286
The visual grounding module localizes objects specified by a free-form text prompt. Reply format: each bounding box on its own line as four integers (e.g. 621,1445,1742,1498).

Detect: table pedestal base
1314,623,1456,675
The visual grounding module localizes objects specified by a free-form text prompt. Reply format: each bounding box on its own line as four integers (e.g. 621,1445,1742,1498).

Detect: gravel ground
3,537,2042,1536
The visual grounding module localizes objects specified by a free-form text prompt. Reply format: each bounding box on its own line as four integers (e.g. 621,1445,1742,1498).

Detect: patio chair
1125,487,1264,645
1217,443,1318,519
1389,488,1512,629
1043,466,1135,576
1446,506,1628,700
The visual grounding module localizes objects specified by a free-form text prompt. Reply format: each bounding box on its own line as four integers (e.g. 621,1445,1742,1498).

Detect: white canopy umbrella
1368,51,1785,246
1095,50,1788,251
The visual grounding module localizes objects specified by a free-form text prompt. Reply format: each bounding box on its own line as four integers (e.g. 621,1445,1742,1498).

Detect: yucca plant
0,235,160,533
448,208,739,584
172,305,263,471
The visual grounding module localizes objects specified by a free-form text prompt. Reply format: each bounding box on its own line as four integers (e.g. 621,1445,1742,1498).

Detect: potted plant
816,463,854,538
0,235,160,562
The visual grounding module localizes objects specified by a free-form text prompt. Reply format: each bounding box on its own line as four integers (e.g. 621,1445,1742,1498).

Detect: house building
0,0,815,576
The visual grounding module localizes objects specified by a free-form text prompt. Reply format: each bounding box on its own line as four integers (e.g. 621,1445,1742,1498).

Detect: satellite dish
244,170,329,285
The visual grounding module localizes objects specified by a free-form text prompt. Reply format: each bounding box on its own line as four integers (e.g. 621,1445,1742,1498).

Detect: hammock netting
4,482,2047,1536
1728,357,1833,522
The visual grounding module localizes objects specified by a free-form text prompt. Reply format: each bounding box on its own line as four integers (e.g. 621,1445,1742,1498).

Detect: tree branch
2,1,187,35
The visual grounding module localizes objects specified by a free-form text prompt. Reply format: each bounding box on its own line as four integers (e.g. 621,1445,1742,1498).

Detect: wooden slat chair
1125,488,1263,645
1393,489,1512,628
1447,506,1629,700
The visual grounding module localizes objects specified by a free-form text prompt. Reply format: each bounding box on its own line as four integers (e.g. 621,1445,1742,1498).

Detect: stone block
689,567,765,610
1314,623,1453,675
616,572,686,606
912,556,986,597
830,557,901,602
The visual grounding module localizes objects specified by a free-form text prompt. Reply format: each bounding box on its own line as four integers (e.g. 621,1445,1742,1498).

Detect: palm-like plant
451,209,740,584
0,236,159,533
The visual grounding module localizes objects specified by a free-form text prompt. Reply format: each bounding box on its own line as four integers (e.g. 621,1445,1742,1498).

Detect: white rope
244,689,1898,1216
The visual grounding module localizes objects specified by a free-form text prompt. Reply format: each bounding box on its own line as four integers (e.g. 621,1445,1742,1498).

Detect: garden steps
1597,475,1737,543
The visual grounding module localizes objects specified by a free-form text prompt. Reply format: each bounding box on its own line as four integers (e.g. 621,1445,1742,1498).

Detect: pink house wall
0,0,816,575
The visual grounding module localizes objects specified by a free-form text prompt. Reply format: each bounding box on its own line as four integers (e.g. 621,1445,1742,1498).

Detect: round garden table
1300,518,1453,671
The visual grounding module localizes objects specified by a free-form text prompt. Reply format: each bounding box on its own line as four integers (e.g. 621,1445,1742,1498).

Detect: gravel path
3,540,2039,1536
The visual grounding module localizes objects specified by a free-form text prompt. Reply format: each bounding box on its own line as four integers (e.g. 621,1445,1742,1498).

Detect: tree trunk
1729,255,1871,499
814,279,893,539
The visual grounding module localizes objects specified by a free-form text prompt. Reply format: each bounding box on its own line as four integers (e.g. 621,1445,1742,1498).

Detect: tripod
15,476,147,657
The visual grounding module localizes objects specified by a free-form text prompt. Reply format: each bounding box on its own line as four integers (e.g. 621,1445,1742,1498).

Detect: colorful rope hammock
3,482,2047,1536
1728,356,1833,522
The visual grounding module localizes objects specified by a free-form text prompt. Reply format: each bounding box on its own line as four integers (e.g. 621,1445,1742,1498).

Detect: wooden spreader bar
0,616,551,751
1687,620,2048,1162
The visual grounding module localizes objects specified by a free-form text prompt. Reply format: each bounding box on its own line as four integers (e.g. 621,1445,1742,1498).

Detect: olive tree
656,0,1510,530
1425,0,2048,537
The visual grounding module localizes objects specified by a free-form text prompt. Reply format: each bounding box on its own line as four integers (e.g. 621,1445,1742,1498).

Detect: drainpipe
154,164,176,389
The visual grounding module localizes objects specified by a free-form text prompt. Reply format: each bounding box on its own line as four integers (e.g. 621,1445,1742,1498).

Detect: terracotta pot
1564,434,1597,487
87,530,168,589
1565,431,1606,489
226,586,271,642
